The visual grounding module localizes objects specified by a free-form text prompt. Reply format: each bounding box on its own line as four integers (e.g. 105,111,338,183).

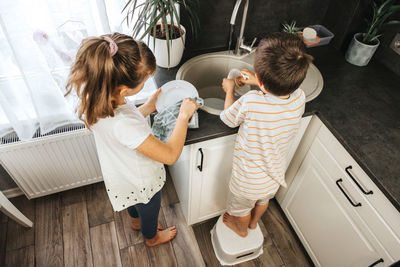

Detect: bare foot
248,222,257,230
249,209,257,229
222,212,248,237
145,226,177,247
130,217,163,231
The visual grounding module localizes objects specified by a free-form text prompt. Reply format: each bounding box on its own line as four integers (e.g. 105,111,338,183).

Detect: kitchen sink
176,51,323,115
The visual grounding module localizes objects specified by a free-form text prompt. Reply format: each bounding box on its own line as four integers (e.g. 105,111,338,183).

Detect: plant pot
345,33,380,66
147,25,186,68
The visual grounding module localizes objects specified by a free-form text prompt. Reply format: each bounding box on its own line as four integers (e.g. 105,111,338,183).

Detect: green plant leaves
386,19,400,24
281,21,299,35
363,0,400,44
123,0,200,67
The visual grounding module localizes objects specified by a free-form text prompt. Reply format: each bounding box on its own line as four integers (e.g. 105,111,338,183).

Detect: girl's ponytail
66,33,156,128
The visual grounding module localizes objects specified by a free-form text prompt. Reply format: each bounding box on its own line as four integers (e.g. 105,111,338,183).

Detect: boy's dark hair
254,32,313,96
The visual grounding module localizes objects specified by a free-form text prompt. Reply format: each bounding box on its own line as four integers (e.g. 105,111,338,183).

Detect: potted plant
123,0,200,68
282,21,300,35
345,0,400,66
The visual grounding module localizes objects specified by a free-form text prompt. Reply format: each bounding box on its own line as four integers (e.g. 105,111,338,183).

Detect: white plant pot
147,25,186,68
345,33,380,66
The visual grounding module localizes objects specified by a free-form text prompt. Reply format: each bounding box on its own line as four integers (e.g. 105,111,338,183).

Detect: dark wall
322,0,400,75
182,0,399,75
182,0,331,52
374,26,400,75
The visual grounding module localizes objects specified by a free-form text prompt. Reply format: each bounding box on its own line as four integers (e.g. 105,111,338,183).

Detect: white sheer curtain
0,0,140,141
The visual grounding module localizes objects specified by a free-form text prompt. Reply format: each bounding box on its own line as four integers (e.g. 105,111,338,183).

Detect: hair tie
102,36,118,57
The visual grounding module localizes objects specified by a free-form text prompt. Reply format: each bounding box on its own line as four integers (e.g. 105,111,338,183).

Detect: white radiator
0,126,103,199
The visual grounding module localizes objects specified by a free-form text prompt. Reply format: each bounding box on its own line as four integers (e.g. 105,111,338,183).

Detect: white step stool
210,215,264,265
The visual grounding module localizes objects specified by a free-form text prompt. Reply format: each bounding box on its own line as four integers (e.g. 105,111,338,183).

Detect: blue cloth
127,190,161,239
152,97,203,143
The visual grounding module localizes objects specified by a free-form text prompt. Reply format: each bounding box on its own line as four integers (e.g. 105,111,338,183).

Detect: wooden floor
0,172,313,267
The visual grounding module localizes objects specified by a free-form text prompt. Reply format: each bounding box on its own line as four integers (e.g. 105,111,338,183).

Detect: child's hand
145,88,162,112
178,98,198,121
237,69,258,86
222,78,235,94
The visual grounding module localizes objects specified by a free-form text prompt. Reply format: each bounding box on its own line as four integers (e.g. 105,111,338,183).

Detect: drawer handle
197,148,204,172
336,179,362,207
345,166,373,195
368,258,384,267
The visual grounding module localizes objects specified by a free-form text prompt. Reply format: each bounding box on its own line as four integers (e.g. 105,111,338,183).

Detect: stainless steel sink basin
176,51,323,115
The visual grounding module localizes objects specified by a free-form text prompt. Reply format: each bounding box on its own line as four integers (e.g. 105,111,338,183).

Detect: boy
220,32,313,237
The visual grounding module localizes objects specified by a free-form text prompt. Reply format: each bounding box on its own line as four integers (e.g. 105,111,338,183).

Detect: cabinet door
316,125,400,262
284,115,312,171
168,145,192,222
190,134,236,224
281,150,384,267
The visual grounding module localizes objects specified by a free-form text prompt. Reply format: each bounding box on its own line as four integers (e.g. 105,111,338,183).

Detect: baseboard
2,187,24,198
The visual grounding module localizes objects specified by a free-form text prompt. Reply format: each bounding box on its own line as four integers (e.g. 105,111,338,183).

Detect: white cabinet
168,116,312,225
285,115,312,171
169,134,236,225
191,135,236,223
279,116,400,266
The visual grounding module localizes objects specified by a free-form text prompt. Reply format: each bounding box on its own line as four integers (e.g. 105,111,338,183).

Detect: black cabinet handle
345,166,373,195
368,258,384,267
336,179,362,207
197,148,203,172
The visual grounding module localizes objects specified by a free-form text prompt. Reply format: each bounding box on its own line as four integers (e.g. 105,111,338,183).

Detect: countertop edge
183,110,400,212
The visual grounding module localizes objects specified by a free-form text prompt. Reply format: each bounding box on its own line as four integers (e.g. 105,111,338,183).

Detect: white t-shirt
91,103,166,212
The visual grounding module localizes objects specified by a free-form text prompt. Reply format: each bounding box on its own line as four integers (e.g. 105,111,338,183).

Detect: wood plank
120,243,151,267
0,196,8,267
86,182,114,227
6,196,34,251
235,260,259,267
254,220,284,267
261,200,312,267
146,209,178,267
90,221,121,267
5,245,34,267
35,194,63,267
146,236,178,267
161,170,179,207
114,209,144,248
162,203,204,267
0,221,6,267
192,217,222,267
114,202,168,249
62,201,93,267
114,209,129,249
61,186,86,206
0,209,7,223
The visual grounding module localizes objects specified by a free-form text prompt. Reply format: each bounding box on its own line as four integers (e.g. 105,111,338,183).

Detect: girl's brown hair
65,33,156,127
254,32,313,96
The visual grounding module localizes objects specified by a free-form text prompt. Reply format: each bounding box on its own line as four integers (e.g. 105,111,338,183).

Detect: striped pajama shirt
220,89,305,200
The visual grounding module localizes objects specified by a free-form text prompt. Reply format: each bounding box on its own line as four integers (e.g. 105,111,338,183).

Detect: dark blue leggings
127,190,161,239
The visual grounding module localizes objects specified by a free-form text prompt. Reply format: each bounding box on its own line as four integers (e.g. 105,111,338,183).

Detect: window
0,0,152,141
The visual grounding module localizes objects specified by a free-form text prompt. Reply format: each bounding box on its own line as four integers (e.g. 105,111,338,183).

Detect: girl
66,33,198,247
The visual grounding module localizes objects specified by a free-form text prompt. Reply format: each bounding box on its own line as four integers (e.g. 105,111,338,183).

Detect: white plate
156,80,199,112
300,63,324,102
200,98,225,115
227,68,251,96
125,77,158,105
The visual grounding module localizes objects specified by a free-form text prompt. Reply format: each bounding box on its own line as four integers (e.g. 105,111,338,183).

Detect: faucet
230,0,257,55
